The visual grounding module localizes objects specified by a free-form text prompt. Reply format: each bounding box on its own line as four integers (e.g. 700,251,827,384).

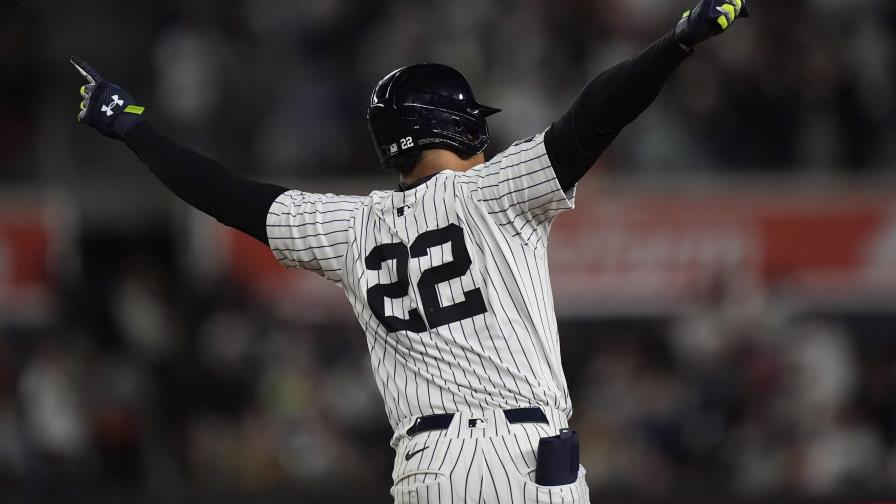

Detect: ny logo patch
102,95,124,116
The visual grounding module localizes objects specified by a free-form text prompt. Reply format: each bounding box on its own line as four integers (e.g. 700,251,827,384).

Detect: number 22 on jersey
364,223,488,333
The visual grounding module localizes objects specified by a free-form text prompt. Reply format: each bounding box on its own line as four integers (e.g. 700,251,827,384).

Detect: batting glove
675,0,750,49
71,56,145,140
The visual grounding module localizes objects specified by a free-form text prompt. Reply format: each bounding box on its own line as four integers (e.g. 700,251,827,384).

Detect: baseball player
71,1,748,502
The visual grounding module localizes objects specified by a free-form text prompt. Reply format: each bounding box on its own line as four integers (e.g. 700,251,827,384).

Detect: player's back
266,132,576,440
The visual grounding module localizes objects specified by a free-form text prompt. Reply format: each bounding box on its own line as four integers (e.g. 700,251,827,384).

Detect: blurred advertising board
205,184,896,316
550,185,896,314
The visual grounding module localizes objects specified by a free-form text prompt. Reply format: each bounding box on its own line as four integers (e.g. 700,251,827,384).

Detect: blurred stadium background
2,0,896,502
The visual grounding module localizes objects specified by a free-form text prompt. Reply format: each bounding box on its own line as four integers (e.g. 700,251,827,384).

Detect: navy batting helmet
367,64,501,164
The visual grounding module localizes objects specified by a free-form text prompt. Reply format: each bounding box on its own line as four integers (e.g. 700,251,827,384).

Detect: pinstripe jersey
267,132,576,445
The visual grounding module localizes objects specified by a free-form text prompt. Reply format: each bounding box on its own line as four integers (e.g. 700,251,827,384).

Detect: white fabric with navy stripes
266,132,587,503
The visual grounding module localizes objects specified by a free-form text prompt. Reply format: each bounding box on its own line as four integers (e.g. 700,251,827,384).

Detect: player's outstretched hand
70,57,145,140
675,0,750,49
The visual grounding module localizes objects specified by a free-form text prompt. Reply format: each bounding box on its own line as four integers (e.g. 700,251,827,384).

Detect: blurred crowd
1,235,895,502
0,235,394,501
3,0,896,182
573,282,896,499
2,0,896,502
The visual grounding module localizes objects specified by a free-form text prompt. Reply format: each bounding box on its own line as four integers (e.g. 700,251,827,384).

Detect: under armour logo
101,95,124,116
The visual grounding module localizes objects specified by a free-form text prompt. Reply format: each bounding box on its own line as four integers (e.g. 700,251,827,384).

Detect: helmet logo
388,137,415,155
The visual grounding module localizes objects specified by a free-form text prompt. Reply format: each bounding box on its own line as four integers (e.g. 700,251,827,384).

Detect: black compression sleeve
124,121,287,245
545,31,690,191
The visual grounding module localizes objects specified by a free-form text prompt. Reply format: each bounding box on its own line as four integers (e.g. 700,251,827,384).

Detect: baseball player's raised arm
545,0,749,191
545,32,688,190
125,122,287,243
70,57,286,245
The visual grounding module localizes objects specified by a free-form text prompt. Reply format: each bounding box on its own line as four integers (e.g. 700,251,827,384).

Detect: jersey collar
398,173,440,192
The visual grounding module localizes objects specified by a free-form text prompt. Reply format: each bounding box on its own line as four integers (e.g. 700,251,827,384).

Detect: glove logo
102,95,124,116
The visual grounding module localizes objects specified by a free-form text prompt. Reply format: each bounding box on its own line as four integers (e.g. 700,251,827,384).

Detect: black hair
383,149,424,177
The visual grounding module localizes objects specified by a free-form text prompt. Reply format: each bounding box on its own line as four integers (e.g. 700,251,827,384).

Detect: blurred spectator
19,342,87,460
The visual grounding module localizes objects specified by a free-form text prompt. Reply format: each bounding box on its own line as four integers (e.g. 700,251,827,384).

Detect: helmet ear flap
454,118,478,142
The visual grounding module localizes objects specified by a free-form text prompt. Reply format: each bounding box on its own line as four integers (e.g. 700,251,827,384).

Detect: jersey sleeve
467,131,576,245
266,190,362,284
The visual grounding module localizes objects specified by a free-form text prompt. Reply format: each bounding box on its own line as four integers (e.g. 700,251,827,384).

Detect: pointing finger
70,56,102,85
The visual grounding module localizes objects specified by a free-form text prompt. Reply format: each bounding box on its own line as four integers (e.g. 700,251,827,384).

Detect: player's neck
402,150,485,186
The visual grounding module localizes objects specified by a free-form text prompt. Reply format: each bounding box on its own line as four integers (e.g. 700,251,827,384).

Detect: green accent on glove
675,0,749,48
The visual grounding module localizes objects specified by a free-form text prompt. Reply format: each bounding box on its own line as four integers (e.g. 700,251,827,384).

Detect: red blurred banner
550,186,896,312
0,201,68,323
